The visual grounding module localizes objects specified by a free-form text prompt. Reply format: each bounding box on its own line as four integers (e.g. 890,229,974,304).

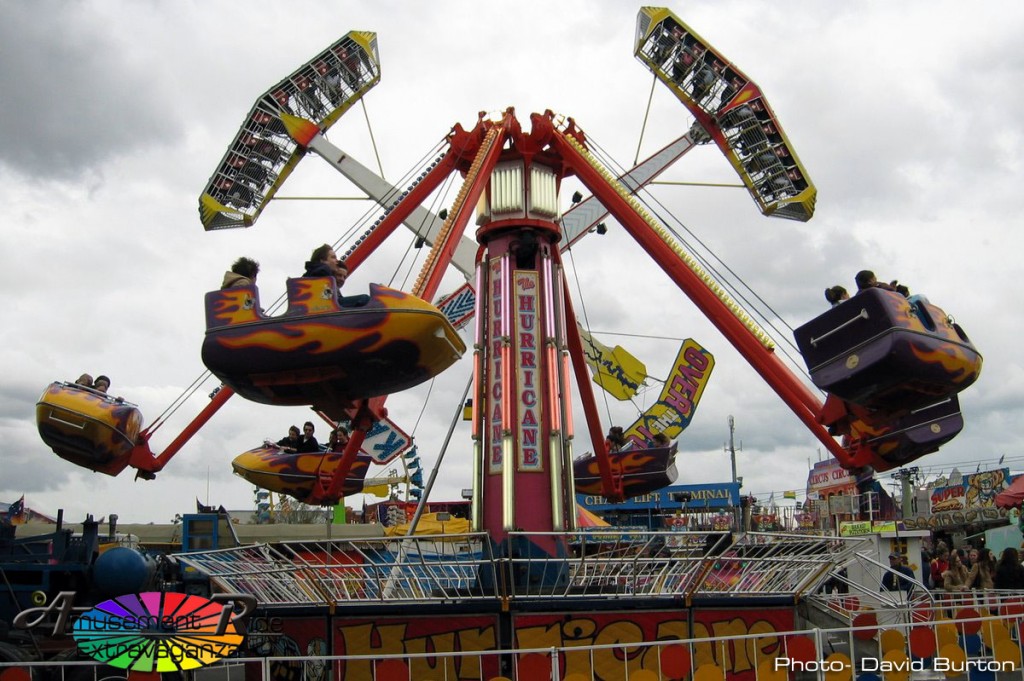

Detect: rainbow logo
72,592,244,672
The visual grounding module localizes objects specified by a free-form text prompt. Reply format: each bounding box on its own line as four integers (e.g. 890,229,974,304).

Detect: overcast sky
2,1,1022,524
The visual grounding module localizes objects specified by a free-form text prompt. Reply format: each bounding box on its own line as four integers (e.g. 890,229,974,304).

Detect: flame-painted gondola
845,396,963,469
232,445,372,501
202,277,466,416
794,287,982,412
35,382,144,476
573,443,678,498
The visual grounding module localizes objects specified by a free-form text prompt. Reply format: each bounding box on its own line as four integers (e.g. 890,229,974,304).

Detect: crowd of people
922,541,1024,591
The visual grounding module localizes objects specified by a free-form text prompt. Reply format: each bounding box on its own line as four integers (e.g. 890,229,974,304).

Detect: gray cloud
0,1,182,179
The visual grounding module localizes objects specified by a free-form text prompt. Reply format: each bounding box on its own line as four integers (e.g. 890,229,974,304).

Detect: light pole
725,416,742,530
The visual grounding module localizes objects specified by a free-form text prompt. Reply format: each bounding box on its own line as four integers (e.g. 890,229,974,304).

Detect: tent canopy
995,476,1024,509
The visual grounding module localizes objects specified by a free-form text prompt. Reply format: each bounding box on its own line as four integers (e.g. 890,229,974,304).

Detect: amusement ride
22,6,989,677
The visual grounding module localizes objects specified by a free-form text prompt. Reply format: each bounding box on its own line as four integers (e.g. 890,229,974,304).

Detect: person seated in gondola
824,285,849,307
605,426,626,453
651,433,670,447
274,425,301,452
93,375,111,393
855,270,910,298
652,22,683,67
296,421,320,453
690,56,718,105
303,244,370,307
328,425,351,452
214,177,254,208
74,373,93,388
221,257,260,289
717,70,746,111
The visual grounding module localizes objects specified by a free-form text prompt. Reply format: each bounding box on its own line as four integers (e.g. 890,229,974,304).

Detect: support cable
633,74,659,167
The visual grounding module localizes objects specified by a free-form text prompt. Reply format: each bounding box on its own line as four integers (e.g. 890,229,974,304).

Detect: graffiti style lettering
515,610,791,681
334,619,499,681
623,339,714,447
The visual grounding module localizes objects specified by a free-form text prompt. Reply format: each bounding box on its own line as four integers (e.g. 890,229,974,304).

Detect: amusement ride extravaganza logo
13,590,255,673
71,592,245,672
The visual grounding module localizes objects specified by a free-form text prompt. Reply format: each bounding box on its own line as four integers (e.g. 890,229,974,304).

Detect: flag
577,323,647,401
783,490,797,500
5,496,25,525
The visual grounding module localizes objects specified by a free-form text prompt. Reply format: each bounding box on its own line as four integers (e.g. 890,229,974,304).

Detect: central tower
467,119,580,565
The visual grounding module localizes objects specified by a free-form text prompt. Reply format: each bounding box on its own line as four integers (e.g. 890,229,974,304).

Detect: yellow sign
839,521,872,537
623,339,714,445
577,324,647,401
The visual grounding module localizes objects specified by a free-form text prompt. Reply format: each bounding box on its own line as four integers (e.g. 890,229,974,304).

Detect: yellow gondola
36,382,143,476
231,446,372,502
202,278,466,417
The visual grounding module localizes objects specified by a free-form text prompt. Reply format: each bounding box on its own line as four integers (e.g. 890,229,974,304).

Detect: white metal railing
175,533,497,605
175,530,872,605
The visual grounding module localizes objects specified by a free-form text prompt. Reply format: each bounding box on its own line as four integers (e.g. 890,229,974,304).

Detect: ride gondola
796,286,981,470
573,442,679,498
35,382,143,476
794,287,982,411
201,277,466,417
231,445,372,501
838,395,964,469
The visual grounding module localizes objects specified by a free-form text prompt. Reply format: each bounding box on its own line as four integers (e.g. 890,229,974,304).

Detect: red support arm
547,130,850,465
562,288,623,501
342,148,460,274
416,114,514,301
129,385,236,476
309,396,388,504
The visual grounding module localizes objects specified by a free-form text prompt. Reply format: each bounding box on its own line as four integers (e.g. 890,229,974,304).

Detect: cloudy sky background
2,1,1021,524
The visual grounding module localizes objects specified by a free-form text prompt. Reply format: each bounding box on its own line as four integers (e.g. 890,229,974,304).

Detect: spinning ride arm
540,119,850,466
199,31,381,230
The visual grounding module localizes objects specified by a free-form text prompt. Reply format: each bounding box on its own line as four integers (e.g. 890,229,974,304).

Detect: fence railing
176,530,872,606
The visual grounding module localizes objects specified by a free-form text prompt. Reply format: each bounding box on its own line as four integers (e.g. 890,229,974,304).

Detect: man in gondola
297,421,320,453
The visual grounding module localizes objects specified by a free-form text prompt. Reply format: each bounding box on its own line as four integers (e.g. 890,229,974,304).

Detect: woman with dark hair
221,256,260,289
942,551,970,592
824,285,849,307
994,548,1024,589
303,244,369,307
605,426,626,453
